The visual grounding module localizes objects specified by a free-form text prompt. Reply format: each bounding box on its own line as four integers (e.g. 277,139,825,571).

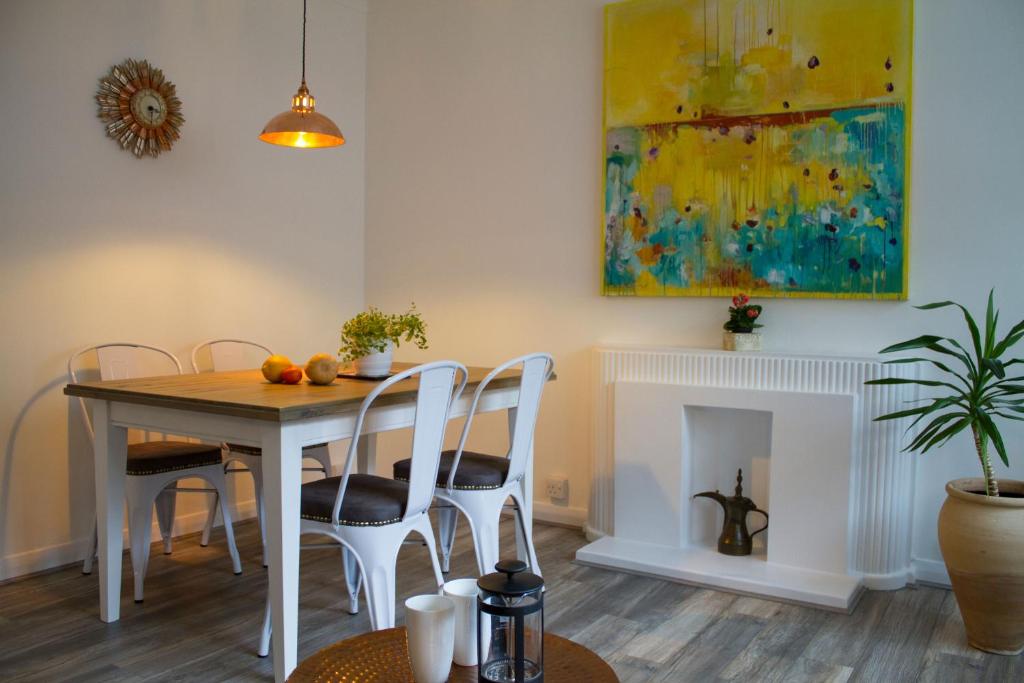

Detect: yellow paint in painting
628,119,877,232
605,0,913,127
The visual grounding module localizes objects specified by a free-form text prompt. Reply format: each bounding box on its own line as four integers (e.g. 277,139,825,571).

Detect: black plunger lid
477,559,544,597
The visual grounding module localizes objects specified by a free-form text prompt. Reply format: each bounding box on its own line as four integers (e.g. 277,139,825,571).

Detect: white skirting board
3,497,585,582
531,501,588,528
575,535,863,612
0,499,257,582
912,557,951,587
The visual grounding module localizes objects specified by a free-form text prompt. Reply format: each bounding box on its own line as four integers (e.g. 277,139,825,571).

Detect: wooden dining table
65,362,540,682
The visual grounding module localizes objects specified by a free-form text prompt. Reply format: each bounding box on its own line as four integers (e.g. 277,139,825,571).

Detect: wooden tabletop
287,627,618,682
64,362,546,423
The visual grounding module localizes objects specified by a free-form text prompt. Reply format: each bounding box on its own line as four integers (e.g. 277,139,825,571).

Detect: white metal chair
71,343,242,602
393,353,553,577
190,339,334,567
258,360,468,656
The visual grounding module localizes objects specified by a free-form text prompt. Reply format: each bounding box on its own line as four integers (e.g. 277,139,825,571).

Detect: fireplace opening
684,406,773,555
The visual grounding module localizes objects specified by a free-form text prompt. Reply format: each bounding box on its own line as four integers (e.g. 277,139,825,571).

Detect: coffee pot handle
749,508,769,538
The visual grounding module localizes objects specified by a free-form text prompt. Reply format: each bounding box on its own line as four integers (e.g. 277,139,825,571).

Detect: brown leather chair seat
126,441,224,476
393,450,508,491
224,442,329,456
300,474,408,526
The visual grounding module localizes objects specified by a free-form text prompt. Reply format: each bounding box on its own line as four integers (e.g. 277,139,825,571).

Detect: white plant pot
404,594,455,683
723,331,762,352
353,341,394,377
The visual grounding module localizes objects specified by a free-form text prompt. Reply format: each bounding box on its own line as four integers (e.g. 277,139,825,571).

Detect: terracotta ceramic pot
938,478,1024,655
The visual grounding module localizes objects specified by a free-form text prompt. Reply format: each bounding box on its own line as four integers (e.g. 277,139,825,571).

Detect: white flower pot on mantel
723,331,762,352
353,341,394,377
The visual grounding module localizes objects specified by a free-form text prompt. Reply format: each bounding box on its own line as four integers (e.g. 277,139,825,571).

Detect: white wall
0,0,367,579
365,0,1024,580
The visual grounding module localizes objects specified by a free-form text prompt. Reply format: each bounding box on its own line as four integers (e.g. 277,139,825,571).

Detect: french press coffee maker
476,559,544,683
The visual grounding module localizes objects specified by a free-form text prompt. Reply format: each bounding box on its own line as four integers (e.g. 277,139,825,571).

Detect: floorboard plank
0,515,1020,682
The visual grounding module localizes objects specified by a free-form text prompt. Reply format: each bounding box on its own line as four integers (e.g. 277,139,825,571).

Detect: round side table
288,627,618,682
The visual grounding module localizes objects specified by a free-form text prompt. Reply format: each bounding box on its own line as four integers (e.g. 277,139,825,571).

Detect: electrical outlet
545,476,569,500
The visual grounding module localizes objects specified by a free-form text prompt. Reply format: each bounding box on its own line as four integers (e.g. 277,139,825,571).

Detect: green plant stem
972,422,999,496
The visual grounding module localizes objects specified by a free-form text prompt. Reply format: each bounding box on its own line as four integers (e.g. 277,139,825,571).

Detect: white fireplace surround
576,346,917,609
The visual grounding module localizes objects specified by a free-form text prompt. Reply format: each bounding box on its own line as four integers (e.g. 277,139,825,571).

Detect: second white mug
405,594,455,683
443,578,479,666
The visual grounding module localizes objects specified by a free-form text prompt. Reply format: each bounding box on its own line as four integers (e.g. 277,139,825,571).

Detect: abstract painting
603,0,912,299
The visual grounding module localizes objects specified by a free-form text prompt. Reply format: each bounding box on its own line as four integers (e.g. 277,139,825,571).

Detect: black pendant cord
301,0,307,83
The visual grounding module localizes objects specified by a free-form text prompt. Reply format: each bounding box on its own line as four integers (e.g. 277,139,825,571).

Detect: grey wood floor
0,516,1019,682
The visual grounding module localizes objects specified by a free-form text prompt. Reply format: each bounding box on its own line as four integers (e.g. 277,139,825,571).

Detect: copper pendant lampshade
259,0,344,149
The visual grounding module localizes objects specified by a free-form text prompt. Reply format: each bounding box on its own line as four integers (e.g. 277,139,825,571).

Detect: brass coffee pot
693,469,769,556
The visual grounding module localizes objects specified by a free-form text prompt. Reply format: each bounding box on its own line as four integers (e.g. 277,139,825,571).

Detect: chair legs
207,468,243,576
200,491,218,547
82,519,97,575
258,514,442,657
126,484,154,602
438,483,541,577
119,466,242,603
451,489,504,576
437,505,458,573
211,449,328,567
508,487,541,576
155,483,177,554
343,548,361,615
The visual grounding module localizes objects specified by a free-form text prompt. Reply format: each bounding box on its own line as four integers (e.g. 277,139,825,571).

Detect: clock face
96,59,184,158
130,89,167,128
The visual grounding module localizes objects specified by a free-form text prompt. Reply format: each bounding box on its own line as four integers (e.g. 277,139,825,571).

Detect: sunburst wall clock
96,59,184,158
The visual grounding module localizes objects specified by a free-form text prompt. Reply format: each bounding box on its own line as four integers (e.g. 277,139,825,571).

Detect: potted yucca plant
867,291,1023,654
339,304,428,377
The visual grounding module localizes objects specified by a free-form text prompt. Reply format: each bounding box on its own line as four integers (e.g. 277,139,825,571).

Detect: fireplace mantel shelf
580,346,918,609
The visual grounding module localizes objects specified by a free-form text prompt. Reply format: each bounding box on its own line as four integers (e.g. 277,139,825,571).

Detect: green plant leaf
984,290,996,356
911,415,972,453
992,320,1024,357
982,358,1006,379
906,410,968,450
976,412,1010,467
985,380,1024,399
878,335,945,353
864,377,966,393
916,301,983,361
883,356,955,374
873,399,955,422
936,339,978,378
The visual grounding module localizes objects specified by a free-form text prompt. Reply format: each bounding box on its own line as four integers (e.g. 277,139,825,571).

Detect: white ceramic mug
443,578,479,666
404,594,455,683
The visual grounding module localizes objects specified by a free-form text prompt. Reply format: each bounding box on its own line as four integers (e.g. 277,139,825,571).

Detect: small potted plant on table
339,305,428,377
867,291,1024,654
723,293,763,351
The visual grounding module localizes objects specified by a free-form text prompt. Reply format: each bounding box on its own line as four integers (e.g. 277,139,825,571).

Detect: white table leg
93,400,127,622
356,433,377,475
262,424,303,683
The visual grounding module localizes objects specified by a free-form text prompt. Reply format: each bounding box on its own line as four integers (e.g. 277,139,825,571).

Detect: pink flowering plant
724,293,763,334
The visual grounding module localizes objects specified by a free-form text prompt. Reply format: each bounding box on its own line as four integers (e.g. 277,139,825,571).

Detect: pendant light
259,0,345,149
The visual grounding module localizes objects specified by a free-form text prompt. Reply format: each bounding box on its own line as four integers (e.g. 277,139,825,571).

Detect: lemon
261,354,293,383
305,353,339,385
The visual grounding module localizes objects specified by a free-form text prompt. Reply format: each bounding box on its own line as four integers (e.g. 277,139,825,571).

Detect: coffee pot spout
692,489,727,510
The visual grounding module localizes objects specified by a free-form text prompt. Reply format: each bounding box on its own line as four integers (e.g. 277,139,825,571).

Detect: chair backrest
191,338,273,373
68,343,183,440
446,353,554,492
332,361,468,525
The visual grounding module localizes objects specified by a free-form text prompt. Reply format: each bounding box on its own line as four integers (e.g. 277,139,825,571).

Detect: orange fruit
261,354,292,383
